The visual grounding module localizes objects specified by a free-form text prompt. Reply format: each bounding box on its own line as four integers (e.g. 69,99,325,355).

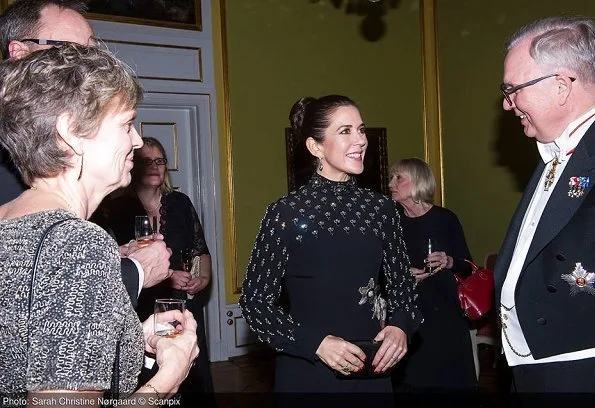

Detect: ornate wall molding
420,0,444,205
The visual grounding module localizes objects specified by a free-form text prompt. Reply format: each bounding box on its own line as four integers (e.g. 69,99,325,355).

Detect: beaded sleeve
239,201,321,360
381,200,423,336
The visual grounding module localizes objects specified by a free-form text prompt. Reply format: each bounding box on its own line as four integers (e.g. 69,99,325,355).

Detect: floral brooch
358,278,387,322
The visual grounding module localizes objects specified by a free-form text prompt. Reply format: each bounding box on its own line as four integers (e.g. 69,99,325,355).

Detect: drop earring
318,158,323,172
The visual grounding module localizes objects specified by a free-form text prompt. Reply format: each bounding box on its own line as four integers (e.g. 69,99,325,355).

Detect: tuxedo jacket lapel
523,125,595,269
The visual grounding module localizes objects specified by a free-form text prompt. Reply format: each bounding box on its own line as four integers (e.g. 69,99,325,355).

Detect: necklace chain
143,195,162,213
29,186,77,215
499,304,532,358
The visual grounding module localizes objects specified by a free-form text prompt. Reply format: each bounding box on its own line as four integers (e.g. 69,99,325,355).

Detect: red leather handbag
455,260,495,320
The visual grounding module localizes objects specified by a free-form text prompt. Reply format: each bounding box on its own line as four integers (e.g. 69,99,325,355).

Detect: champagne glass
424,238,434,274
134,215,154,248
154,298,186,337
181,248,193,273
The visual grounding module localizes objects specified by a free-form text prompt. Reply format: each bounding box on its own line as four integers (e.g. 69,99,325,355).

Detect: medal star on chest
561,262,595,295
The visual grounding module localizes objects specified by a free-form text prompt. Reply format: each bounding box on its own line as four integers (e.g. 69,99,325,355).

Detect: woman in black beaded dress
240,95,422,396
389,158,477,392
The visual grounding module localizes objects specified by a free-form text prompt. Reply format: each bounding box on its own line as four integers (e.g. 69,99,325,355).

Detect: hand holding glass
154,298,186,337
424,238,434,274
181,248,193,272
135,215,154,247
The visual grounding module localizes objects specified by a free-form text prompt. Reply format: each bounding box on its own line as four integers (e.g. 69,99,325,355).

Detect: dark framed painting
86,0,202,31
285,127,389,195
0,1,13,14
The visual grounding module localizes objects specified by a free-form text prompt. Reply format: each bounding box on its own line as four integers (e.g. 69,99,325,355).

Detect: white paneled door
91,0,251,361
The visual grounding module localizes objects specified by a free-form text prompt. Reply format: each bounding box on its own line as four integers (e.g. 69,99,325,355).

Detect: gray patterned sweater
0,210,143,395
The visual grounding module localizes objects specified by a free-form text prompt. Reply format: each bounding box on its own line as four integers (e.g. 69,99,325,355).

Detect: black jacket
495,122,595,359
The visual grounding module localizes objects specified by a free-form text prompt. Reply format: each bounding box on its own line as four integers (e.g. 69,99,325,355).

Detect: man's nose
502,97,515,111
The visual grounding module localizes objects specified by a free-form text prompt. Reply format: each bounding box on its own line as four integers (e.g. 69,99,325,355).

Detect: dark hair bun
289,97,316,134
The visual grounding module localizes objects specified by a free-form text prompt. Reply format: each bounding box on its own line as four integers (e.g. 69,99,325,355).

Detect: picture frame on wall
86,0,202,31
0,0,12,14
285,127,389,195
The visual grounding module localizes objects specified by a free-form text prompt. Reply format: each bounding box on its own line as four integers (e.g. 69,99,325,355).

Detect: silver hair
390,158,436,204
506,16,595,84
0,43,143,185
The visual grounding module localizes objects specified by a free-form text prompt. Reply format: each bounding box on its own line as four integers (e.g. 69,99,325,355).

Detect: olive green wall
224,0,595,302
225,0,425,300
436,0,595,264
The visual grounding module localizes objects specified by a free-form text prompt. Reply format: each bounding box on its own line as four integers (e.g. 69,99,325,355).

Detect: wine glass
181,248,193,273
154,298,186,337
134,215,154,247
424,238,434,274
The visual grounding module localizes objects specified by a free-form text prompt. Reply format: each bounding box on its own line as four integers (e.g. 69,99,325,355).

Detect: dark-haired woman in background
240,95,421,397
105,137,214,405
389,158,476,392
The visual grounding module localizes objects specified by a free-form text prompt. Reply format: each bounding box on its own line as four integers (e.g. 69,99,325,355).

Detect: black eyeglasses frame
16,37,99,47
500,74,576,106
137,157,168,167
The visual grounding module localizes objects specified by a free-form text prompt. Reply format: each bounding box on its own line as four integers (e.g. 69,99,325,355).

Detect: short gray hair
0,43,143,185
506,16,595,84
390,158,435,204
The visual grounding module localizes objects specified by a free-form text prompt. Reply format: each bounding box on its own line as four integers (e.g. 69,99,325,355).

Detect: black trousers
512,357,595,392
510,358,595,408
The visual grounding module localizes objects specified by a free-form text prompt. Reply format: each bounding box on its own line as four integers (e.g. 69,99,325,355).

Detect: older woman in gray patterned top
0,44,198,401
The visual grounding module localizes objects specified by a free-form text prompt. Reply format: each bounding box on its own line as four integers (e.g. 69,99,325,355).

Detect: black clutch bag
335,340,389,380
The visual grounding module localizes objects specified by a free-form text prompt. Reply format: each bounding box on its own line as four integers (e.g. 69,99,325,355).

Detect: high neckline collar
308,172,356,195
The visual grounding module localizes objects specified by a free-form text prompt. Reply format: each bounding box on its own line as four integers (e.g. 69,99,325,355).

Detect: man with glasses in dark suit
0,0,172,306
496,16,595,394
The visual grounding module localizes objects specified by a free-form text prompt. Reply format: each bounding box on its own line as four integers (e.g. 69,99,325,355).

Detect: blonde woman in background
389,158,476,393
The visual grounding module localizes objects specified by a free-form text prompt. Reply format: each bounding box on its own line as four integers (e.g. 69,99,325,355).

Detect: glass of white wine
134,215,154,248
154,298,186,337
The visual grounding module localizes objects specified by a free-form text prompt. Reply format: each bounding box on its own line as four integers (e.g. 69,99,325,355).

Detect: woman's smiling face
312,105,368,181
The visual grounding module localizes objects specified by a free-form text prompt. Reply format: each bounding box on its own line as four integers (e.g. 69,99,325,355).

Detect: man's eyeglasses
17,37,99,47
19,38,73,47
137,158,167,167
500,74,576,106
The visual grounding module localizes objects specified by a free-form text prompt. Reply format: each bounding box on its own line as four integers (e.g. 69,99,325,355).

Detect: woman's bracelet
143,383,162,399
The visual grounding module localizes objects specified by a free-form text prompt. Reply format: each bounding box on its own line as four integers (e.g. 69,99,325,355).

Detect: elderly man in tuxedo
496,16,595,392
0,0,171,306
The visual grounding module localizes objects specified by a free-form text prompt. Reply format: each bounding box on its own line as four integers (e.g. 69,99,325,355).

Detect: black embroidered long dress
240,174,421,393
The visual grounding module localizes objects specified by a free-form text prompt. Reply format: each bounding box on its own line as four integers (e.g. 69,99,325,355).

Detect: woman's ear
56,112,83,156
305,137,322,159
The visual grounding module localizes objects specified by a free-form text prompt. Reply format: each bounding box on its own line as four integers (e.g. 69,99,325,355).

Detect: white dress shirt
129,257,145,296
501,106,595,366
